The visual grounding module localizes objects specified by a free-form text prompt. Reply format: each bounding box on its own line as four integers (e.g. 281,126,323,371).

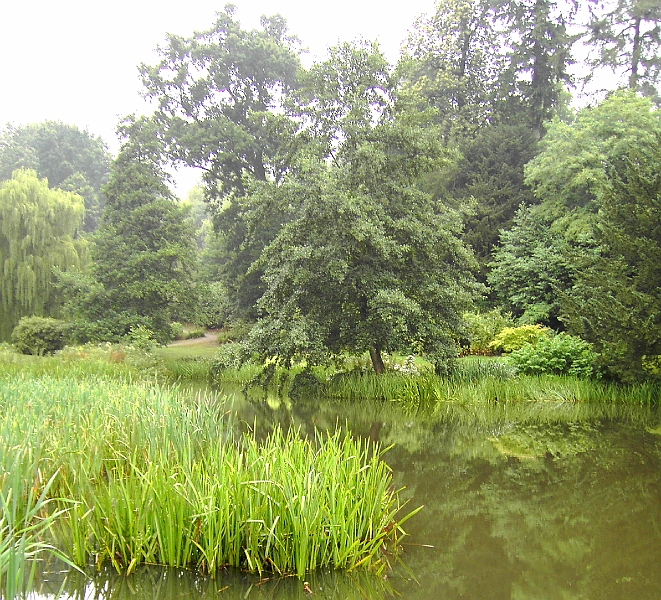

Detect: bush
182,327,206,340
170,322,185,340
489,324,551,353
508,333,599,378
127,325,156,351
11,317,68,355
216,321,251,344
463,309,514,355
210,342,246,373
196,282,231,329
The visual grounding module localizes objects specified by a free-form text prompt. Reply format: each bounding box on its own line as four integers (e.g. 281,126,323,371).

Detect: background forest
1,0,660,382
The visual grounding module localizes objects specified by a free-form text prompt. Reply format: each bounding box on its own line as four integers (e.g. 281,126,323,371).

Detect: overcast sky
0,0,436,193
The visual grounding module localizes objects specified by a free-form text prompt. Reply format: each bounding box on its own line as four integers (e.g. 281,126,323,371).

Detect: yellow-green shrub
489,324,551,353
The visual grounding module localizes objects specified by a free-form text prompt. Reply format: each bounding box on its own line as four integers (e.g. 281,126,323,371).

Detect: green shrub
170,322,185,340
508,333,599,377
11,317,68,355
463,309,514,355
489,324,551,353
128,325,156,351
216,321,251,344
210,342,246,372
642,355,661,379
196,282,231,329
182,327,206,340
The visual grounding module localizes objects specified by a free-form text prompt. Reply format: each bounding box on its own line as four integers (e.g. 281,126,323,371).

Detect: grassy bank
0,373,416,594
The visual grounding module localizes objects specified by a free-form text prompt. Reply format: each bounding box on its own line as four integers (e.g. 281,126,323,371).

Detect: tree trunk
629,16,641,90
369,346,385,374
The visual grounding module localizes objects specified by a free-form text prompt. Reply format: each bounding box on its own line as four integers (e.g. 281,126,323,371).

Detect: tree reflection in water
28,387,661,599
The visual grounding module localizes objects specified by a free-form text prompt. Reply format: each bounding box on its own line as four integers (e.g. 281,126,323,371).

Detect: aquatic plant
1,374,418,579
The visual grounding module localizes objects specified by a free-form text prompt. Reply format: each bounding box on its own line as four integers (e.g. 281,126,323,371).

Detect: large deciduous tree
139,5,301,319
524,90,661,209
403,0,505,136
585,0,661,100
244,43,480,373
0,169,86,339
138,3,301,202
0,121,111,232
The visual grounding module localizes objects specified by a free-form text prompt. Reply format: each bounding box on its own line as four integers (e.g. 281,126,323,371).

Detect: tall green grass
325,359,659,405
0,445,77,598
1,374,416,580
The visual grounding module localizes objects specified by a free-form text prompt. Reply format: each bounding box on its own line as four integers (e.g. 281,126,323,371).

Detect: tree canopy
0,121,111,232
62,117,197,343
240,43,480,373
0,169,86,339
138,4,301,202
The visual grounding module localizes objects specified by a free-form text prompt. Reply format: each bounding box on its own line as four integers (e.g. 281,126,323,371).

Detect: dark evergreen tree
562,138,661,380
67,117,197,342
494,0,577,138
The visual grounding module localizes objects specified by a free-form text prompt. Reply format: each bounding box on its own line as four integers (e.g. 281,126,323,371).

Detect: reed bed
0,445,75,599
0,374,415,585
324,361,659,406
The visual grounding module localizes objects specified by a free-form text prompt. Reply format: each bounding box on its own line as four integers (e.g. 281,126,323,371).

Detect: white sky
0,0,436,194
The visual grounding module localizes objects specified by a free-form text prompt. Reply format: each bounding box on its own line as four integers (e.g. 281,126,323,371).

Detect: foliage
489,324,551,353
11,316,68,355
211,342,247,372
562,133,661,381
64,117,198,344
0,170,86,339
216,320,252,344
0,121,111,232
170,321,184,340
127,324,156,351
244,43,479,374
402,0,505,136
494,0,577,138
463,309,514,355
195,281,231,329
524,90,661,209
490,93,661,329
508,333,599,377
2,375,416,577
139,5,300,202
584,0,661,100
518,91,661,380
487,203,585,327
452,123,540,273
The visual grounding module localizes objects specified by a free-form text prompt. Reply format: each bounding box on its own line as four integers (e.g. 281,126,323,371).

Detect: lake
28,384,661,599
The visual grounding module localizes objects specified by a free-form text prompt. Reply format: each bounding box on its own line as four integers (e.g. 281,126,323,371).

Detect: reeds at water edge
1,373,418,591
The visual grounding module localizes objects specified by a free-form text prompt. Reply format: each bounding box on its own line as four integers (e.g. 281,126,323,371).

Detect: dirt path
168,330,219,347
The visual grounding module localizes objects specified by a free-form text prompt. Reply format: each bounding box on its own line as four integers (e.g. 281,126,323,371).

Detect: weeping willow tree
0,169,86,339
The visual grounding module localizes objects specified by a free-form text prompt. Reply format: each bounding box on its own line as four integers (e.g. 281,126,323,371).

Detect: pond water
28,384,661,599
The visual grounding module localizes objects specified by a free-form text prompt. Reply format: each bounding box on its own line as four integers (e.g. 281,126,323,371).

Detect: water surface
30,387,661,599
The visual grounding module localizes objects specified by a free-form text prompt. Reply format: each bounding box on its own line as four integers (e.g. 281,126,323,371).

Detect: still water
29,385,661,599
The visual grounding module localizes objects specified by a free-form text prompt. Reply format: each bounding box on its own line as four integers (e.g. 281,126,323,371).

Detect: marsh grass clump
1,374,417,580
0,445,77,599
